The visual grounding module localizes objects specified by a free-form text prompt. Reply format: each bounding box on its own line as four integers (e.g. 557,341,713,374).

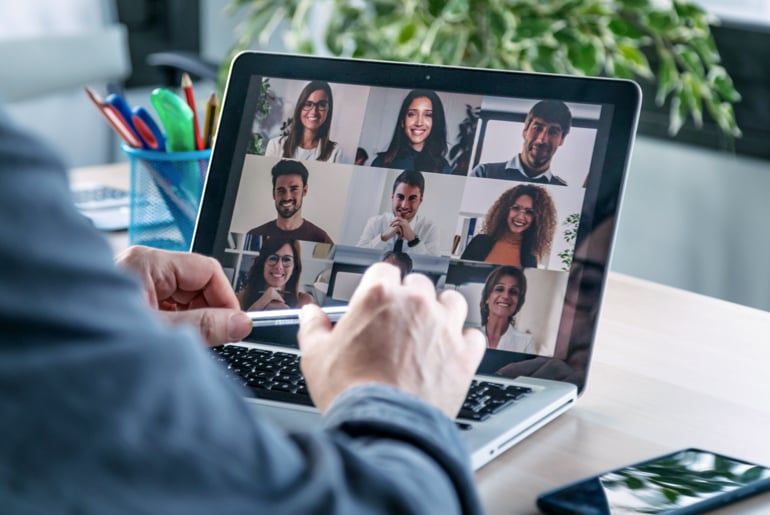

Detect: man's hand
116,246,252,346
390,217,416,242
298,263,485,418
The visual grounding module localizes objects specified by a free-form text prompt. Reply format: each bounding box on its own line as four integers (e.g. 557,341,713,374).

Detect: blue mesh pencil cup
122,145,211,251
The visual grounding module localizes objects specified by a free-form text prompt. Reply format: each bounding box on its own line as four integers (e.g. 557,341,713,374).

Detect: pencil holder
122,145,211,251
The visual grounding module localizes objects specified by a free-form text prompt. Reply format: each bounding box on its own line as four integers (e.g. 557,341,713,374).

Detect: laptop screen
193,52,640,393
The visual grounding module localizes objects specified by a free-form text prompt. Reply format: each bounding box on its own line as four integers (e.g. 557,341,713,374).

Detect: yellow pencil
202,92,220,149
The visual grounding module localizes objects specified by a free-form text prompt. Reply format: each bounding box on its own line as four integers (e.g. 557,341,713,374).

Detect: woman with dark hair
461,184,557,268
479,266,535,353
265,81,341,162
371,90,451,174
236,239,314,311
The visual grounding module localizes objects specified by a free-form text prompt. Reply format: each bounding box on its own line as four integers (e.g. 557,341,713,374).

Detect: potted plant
226,0,741,139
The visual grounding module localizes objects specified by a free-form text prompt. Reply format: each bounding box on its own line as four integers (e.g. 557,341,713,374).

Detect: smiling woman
480,265,535,353
461,184,557,268
265,80,342,162
236,238,315,311
371,89,452,174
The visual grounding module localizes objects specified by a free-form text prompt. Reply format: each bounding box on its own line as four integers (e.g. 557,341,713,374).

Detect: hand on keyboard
297,262,486,418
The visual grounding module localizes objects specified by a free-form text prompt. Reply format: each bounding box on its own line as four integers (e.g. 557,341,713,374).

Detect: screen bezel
192,51,641,395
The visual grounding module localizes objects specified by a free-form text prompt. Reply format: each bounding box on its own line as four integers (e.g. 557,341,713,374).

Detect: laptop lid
192,51,640,396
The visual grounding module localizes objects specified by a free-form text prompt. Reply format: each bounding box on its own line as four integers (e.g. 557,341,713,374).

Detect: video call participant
247,159,333,245
265,80,342,162
236,239,315,311
471,99,572,185
357,170,440,255
461,184,556,268
371,90,452,174
479,266,535,354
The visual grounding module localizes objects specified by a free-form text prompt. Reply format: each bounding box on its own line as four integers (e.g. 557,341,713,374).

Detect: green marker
150,88,195,152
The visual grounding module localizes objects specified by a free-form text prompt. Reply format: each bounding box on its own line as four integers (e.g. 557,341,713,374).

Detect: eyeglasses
266,254,294,267
510,205,535,217
301,100,329,112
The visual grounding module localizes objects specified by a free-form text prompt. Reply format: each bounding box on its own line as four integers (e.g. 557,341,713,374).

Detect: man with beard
470,100,571,186
357,170,440,255
247,159,333,245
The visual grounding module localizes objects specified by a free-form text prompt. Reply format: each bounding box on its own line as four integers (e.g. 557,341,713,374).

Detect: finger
160,309,252,347
297,304,332,354
402,272,436,297
462,326,487,363
170,253,240,310
349,262,401,306
438,289,469,331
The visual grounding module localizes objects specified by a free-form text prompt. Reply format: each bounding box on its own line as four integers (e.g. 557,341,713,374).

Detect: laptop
192,51,640,470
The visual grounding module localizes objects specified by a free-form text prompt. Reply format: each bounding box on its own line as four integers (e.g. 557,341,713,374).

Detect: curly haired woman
461,184,556,268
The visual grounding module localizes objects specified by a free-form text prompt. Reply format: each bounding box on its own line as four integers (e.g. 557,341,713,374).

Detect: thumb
160,309,252,347
297,304,332,354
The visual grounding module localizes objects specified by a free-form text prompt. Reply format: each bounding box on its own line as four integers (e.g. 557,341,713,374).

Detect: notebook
192,51,640,470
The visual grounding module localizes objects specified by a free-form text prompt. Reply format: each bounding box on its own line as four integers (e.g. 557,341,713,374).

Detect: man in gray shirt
471,99,572,186
0,108,485,514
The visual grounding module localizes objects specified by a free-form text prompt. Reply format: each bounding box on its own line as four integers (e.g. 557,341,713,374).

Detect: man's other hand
116,246,252,346
298,262,485,418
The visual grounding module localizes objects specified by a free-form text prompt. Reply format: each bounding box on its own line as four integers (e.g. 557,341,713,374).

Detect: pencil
181,73,204,150
202,92,220,149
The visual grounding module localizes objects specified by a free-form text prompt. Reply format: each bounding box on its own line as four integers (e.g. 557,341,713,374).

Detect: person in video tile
471,100,572,185
461,184,556,268
357,170,439,255
479,266,535,353
371,90,451,174
247,159,333,245
236,239,315,311
265,81,342,162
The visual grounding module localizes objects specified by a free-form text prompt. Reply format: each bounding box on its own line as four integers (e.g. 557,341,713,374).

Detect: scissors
104,93,166,151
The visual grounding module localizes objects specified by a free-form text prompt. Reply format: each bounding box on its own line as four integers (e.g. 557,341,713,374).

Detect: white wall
612,135,770,312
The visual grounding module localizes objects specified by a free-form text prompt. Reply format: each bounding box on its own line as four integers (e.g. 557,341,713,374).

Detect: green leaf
669,86,688,135
399,22,418,44
428,0,448,18
608,17,644,40
647,11,678,33
684,72,703,127
516,18,554,40
656,54,678,105
709,67,742,103
678,46,706,80
618,42,653,79
567,37,603,76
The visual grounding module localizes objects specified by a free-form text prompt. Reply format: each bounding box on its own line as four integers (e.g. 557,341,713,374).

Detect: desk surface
71,164,770,514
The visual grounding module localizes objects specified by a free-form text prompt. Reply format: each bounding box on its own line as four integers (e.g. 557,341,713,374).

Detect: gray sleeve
0,109,481,514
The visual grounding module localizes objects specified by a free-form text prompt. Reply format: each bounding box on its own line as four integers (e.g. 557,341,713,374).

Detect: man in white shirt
357,170,440,255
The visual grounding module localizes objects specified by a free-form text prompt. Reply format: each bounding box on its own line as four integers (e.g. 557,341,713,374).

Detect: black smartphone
537,448,770,514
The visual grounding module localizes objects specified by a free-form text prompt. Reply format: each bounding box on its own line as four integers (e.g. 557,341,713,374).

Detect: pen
84,87,142,148
202,92,219,149
181,73,204,151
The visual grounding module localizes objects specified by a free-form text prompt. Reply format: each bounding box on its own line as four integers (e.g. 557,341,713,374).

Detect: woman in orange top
461,184,556,268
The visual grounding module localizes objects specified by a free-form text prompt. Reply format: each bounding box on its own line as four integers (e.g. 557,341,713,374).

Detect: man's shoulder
247,221,276,235
471,161,507,178
550,175,568,186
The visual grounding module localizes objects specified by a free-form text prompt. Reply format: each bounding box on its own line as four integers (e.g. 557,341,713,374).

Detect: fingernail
228,312,252,341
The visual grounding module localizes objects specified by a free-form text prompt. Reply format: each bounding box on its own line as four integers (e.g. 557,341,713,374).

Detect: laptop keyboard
212,344,532,426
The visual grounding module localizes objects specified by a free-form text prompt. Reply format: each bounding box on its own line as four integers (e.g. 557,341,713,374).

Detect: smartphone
537,448,770,514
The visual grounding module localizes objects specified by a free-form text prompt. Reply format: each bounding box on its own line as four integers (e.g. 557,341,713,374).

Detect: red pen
84,87,142,148
181,73,204,150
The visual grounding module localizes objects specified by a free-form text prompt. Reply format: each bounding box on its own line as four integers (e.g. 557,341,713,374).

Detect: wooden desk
70,163,770,514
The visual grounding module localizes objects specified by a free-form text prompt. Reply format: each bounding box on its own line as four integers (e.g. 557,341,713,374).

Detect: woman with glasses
237,239,315,311
461,184,556,268
265,81,342,162
479,265,535,353
371,90,451,174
